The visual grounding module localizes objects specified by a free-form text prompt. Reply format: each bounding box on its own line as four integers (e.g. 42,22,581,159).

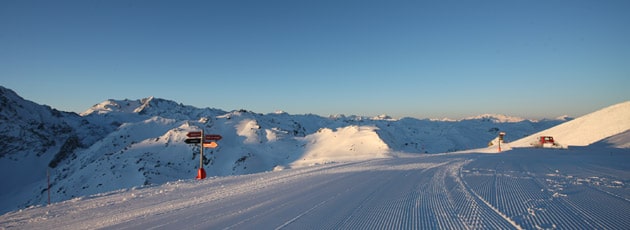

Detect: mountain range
0,85,604,215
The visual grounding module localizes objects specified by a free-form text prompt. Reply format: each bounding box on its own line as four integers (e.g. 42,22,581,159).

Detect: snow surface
510,101,630,148
292,126,390,168
1,147,628,229
1,88,574,216
596,130,630,148
1,85,629,229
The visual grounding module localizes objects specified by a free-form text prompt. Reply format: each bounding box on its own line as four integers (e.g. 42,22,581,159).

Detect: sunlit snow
0,86,628,229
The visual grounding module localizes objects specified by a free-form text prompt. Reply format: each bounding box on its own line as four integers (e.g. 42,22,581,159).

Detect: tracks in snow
273,156,519,229
3,149,628,229
461,151,630,229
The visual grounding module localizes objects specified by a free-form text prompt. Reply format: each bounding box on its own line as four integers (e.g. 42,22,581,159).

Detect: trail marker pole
498,140,501,152
47,168,50,205
498,132,506,152
197,130,206,180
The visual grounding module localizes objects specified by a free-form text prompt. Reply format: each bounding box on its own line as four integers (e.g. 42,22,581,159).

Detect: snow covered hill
0,85,584,215
596,130,630,148
510,101,630,148
0,87,112,215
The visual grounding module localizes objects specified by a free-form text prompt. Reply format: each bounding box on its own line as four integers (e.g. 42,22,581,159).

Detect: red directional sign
187,131,202,138
204,134,223,141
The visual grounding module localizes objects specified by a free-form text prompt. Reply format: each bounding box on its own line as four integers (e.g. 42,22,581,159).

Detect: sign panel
204,134,223,141
187,131,202,138
203,141,218,148
185,138,201,144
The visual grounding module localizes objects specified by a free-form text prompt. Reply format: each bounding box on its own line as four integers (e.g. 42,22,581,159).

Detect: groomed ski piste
0,147,628,230
1,101,628,229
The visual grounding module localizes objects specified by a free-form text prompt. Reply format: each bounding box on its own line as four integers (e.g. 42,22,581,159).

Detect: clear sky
1,0,629,119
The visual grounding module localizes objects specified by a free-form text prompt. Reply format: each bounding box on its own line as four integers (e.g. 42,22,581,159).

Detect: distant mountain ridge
0,85,568,214
464,114,529,123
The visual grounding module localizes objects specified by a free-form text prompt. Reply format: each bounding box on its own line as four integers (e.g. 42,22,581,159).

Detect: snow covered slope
510,101,630,148
291,126,390,168
1,147,628,229
0,86,566,215
594,130,630,148
0,87,112,215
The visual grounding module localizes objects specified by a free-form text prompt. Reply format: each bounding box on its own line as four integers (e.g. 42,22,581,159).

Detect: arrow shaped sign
203,141,218,148
204,134,223,141
187,131,202,138
185,138,201,144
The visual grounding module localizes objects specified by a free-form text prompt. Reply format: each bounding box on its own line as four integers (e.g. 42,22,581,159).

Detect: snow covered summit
464,114,528,123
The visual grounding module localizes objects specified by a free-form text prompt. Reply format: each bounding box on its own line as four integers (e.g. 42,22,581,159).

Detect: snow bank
510,101,630,148
291,126,390,168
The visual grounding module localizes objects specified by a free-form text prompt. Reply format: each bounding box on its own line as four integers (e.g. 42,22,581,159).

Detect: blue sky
1,0,628,119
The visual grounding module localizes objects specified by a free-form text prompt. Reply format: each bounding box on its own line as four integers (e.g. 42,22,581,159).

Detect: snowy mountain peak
0,86,20,103
554,115,574,121
80,96,166,116
80,98,143,116
80,96,219,121
133,96,155,113
464,114,528,123
371,114,395,121
0,86,69,120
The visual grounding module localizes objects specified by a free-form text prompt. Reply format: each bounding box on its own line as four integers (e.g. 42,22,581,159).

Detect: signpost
184,138,201,144
498,132,506,152
203,141,218,148
204,134,222,141
47,168,50,205
185,131,222,180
